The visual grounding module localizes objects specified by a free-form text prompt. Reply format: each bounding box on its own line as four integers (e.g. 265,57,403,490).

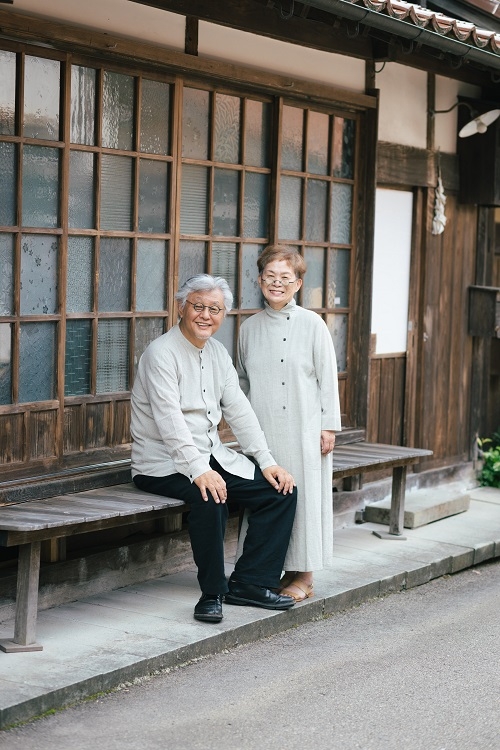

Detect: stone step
363,485,471,529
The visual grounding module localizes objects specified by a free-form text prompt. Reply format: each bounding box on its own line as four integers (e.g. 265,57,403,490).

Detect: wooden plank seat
0,442,431,653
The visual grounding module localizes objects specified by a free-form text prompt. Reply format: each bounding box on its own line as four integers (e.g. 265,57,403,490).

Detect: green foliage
477,433,500,488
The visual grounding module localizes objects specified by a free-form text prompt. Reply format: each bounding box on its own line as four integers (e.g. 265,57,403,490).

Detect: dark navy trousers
134,457,297,595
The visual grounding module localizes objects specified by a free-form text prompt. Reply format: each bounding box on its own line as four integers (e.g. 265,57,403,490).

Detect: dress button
281,359,284,363
283,406,286,410
283,338,286,341
282,382,285,385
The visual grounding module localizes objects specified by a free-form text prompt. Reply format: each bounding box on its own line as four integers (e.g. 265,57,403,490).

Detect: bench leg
373,466,408,540
0,542,43,653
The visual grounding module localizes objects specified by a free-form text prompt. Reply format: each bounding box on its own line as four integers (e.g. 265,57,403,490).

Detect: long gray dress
237,299,341,571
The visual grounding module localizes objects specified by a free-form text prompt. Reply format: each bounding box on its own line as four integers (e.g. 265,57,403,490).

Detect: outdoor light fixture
429,100,500,138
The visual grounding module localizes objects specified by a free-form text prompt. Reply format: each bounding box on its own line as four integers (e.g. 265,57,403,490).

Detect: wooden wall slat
0,414,25,464
28,411,58,460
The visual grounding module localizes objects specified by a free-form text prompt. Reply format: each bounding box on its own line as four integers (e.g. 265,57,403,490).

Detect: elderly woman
237,245,341,601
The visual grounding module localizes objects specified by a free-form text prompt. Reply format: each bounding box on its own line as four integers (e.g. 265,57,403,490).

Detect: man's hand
320,430,336,455
194,470,227,503
262,465,296,494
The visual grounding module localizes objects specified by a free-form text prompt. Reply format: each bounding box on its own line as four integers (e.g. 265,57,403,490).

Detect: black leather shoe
194,594,223,623
224,581,295,610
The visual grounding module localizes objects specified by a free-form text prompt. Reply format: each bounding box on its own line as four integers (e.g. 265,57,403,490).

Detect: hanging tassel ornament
431,155,447,235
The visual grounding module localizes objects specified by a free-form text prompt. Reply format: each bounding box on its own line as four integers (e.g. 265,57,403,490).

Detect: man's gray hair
175,274,233,314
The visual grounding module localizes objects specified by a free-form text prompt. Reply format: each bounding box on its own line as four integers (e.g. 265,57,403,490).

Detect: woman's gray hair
175,274,233,314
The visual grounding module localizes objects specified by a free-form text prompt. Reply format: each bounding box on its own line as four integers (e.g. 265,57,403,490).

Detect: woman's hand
320,430,336,455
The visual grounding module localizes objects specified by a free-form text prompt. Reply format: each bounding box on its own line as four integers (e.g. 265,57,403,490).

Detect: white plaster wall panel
198,21,365,93
434,76,482,154
376,63,427,148
371,188,413,355
2,0,185,50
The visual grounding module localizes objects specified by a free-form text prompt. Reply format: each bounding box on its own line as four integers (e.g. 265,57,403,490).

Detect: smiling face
258,258,302,310
178,289,226,348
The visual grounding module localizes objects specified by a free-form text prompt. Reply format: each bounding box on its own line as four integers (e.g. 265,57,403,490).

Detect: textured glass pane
20,235,58,315
140,79,170,155
100,154,133,231
0,50,16,136
0,323,12,404
328,248,350,308
212,313,235,358
180,164,208,235
303,247,324,308
278,175,302,241
182,88,209,160
241,243,263,309
67,236,93,313
212,242,237,298
0,235,14,315
138,159,169,233
281,106,303,172
214,94,240,164
96,320,129,393
307,111,329,175
24,56,60,140
69,150,95,229
330,183,353,245
213,169,239,237
333,117,356,179
98,238,131,312
245,100,270,168
178,240,206,286
22,146,59,228
243,172,268,239
102,71,134,150
134,318,164,375
65,320,91,396
326,314,347,372
136,239,167,311
71,65,96,145
305,179,327,242
0,142,16,225
19,322,56,402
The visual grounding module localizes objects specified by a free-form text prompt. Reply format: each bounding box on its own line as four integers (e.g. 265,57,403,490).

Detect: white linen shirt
130,325,276,481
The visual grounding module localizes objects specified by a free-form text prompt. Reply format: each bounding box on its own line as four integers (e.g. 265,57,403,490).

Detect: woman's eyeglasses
260,276,298,287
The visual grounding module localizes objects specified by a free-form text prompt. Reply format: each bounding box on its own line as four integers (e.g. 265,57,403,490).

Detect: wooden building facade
0,0,499,504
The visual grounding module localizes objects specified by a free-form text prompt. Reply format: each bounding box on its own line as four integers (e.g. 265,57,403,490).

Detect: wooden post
0,542,43,652
372,465,408,540
389,465,407,536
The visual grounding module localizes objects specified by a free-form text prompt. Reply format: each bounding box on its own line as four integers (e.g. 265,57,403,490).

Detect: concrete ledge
364,487,471,529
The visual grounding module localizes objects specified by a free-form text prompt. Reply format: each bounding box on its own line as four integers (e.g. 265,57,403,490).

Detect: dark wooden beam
128,0,371,59
185,15,199,56
129,0,496,87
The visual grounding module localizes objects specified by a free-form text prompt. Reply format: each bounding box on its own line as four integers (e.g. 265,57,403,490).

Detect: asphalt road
2,560,499,750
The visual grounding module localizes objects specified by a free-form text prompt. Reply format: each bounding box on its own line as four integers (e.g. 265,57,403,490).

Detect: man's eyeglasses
260,276,298,287
185,301,224,316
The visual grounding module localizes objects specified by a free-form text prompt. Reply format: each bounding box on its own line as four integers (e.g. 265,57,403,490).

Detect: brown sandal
280,579,314,602
278,571,297,591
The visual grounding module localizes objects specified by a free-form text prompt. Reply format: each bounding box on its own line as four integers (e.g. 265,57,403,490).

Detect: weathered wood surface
331,443,432,479
0,484,186,535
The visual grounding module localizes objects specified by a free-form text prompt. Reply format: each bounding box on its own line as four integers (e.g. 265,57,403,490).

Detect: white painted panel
377,63,427,148
371,189,413,354
199,21,365,93
3,0,185,49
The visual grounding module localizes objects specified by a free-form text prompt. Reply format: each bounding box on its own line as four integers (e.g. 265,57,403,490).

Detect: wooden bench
0,441,431,653
331,442,433,537
0,484,188,653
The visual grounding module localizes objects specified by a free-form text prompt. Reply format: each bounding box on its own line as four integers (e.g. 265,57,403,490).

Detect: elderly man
131,274,297,623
